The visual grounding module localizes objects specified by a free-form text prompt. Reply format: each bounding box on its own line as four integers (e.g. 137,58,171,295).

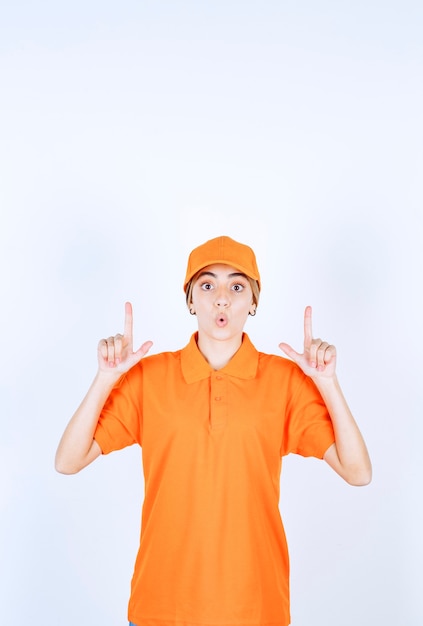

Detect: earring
189,309,196,315
249,307,256,316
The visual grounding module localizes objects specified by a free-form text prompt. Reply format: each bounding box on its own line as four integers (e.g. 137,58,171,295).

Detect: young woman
55,235,372,626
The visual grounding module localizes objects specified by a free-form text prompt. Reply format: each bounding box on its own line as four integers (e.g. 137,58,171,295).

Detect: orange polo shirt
94,333,335,626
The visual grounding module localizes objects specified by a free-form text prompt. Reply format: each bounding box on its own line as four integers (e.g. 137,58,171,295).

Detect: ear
249,304,257,317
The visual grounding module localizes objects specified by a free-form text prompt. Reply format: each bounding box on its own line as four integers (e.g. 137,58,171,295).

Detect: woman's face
190,264,255,343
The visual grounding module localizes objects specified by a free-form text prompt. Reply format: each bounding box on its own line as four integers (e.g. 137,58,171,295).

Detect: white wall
1,1,421,624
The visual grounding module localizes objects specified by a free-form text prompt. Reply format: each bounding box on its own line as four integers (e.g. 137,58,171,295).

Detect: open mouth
216,314,228,327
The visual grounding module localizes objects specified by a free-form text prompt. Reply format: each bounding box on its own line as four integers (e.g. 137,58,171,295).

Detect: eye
200,282,214,291
232,283,245,292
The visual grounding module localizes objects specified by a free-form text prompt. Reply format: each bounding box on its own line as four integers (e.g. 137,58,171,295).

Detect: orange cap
183,236,261,292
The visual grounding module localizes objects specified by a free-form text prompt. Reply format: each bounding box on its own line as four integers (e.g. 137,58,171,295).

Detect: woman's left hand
279,306,337,380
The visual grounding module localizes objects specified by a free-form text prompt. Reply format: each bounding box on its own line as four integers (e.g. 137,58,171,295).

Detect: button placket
210,374,227,429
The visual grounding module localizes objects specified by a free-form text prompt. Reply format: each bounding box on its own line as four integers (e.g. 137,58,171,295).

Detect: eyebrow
197,271,248,280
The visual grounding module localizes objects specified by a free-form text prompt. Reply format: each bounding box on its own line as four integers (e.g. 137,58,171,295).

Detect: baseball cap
183,236,261,292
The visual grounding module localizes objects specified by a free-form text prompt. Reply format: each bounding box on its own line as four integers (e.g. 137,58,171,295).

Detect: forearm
315,375,372,486
55,371,120,474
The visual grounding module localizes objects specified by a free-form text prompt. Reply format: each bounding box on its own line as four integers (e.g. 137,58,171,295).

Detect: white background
1,1,421,624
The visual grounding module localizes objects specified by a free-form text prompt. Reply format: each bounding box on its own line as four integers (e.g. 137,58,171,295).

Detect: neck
196,332,243,370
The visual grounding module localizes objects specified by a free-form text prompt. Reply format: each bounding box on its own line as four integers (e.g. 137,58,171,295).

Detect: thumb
278,342,301,363
132,340,154,364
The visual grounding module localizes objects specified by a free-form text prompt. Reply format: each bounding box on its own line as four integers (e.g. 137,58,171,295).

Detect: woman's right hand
97,302,153,375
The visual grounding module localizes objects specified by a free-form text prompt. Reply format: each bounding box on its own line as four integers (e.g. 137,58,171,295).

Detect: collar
181,332,259,383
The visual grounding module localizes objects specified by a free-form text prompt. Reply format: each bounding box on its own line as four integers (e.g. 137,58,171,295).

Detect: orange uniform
94,332,335,626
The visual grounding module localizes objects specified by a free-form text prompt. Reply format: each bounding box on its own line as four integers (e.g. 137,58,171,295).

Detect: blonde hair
185,271,260,312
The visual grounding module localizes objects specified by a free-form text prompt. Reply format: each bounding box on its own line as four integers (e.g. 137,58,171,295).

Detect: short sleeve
281,370,335,459
94,363,143,454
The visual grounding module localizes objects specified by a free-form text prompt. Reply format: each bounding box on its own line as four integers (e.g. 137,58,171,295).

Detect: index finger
124,301,133,338
304,305,313,346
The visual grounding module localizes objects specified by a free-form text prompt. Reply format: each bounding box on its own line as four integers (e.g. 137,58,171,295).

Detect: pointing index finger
124,301,133,338
304,305,313,347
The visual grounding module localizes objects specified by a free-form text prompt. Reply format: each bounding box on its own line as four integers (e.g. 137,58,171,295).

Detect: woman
55,235,372,626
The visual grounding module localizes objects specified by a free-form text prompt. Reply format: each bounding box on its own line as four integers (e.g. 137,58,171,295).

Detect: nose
214,286,230,307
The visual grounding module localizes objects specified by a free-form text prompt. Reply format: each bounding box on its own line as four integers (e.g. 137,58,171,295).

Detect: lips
215,313,228,327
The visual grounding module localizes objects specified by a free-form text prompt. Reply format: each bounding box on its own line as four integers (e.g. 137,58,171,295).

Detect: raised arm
55,302,153,475
279,306,372,486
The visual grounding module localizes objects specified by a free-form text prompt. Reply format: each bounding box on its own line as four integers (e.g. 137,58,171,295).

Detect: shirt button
215,396,221,401
216,375,222,380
